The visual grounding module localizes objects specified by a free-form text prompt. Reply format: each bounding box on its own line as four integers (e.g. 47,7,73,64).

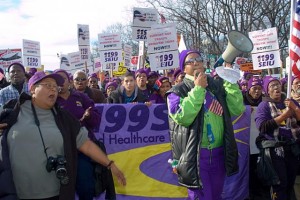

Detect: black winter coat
166,77,239,188
0,93,81,200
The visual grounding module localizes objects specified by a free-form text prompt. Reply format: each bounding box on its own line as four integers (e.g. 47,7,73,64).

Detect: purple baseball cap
28,71,64,89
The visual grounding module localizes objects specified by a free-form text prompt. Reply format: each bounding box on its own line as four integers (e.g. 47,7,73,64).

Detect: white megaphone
214,30,253,83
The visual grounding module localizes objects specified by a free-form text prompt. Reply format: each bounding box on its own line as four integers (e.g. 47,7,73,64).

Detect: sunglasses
185,57,203,65
74,78,87,82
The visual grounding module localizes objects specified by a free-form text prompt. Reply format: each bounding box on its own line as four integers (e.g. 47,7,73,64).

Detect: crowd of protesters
0,57,300,200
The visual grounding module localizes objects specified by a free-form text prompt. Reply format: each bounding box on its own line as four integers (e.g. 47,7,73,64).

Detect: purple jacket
255,97,298,140
56,90,100,140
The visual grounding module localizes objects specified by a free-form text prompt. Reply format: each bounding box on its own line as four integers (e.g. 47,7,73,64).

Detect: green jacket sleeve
168,86,206,127
224,80,245,116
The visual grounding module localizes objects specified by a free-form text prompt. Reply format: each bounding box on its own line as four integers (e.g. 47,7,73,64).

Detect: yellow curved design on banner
108,143,187,198
113,61,127,76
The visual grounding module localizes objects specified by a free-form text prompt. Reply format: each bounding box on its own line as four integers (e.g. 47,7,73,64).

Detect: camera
46,155,69,185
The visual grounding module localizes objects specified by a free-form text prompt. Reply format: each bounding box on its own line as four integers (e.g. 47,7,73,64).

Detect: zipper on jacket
209,148,212,164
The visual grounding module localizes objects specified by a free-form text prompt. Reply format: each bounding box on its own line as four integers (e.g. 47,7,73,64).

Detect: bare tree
143,0,290,59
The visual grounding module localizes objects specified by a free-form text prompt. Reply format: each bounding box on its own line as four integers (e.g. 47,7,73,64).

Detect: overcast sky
0,0,139,70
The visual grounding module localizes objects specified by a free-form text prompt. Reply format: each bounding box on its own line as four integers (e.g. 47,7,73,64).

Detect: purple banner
222,105,251,200
95,104,187,200
93,104,251,200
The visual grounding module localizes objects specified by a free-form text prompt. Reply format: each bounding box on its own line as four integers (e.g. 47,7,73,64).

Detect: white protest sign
100,50,123,70
77,24,90,46
23,39,40,56
147,25,178,54
132,27,150,41
23,56,40,68
94,57,102,70
149,50,179,71
132,7,158,27
249,27,279,54
252,50,281,70
68,51,84,69
22,39,41,68
124,44,132,67
79,46,91,62
249,27,281,70
60,54,70,69
0,49,23,69
132,8,158,42
98,33,122,51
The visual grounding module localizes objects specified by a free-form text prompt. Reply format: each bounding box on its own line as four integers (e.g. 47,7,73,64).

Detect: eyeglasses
185,57,203,65
74,78,87,82
268,83,281,89
37,83,59,91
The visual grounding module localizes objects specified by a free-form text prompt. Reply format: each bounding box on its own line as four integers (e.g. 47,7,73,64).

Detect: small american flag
290,0,300,76
205,92,223,116
159,13,166,24
209,99,223,116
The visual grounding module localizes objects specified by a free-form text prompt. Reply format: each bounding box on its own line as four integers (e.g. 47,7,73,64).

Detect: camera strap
31,103,49,160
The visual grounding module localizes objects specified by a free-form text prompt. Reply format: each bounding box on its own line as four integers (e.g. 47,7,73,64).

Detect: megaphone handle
213,57,224,69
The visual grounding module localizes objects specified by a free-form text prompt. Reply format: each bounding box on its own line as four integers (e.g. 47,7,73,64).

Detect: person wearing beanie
243,76,263,106
28,67,37,76
88,73,100,89
238,78,248,94
149,77,172,104
0,63,29,105
255,76,300,200
147,71,160,88
135,68,152,99
173,68,185,85
166,49,245,200
280,77,288,95
243,76,269,199
105,81,118,98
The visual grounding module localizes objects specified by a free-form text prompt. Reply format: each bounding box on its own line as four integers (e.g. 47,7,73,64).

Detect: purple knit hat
247,77,263,89
135,68,148,78
148,71,160,78
173,68,184,79
88,73,98,80
28,68,37,76
8,62,25,73
105,81,118,91
263,76,281,94
53,69,70,81
179,50,201,72
0,68,4,75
